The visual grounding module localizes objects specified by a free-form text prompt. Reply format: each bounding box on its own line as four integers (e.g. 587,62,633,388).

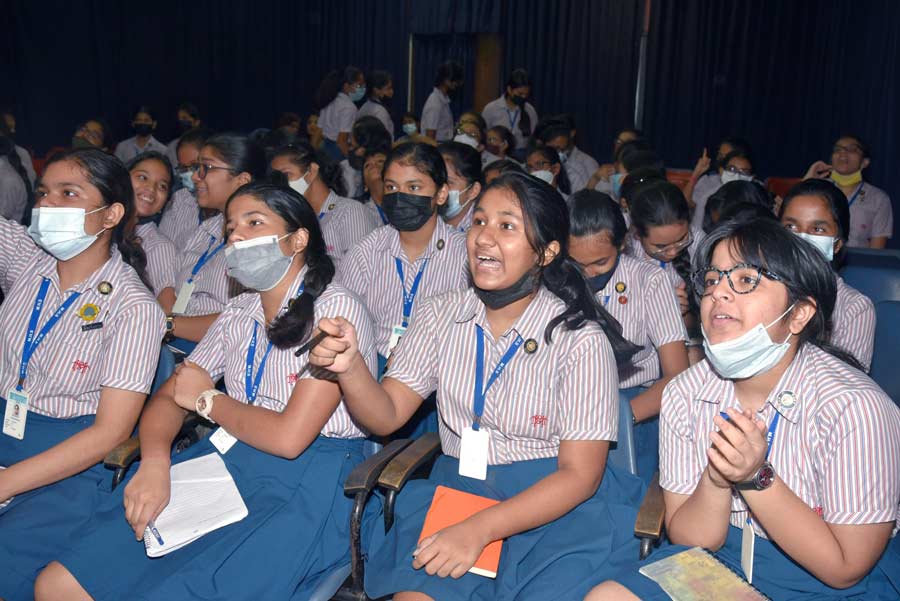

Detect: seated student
35,180,378,601
166,133,267,351
483,158,525,185
362,147,389,226
568,190,689,480
438,140,483,232
779,179,876,371
357,69,395,140
586,217,900,601
526,145,572,199
310,171,644,601
397,112,435,146
617,167,668,229
422,60,464,142
114,105,168,164
270,141,380,266
537,114,600,192
588,127,644,194
702,179,774,233
71,118,110,151
685,138,754,229
127,152,178,313
481,68,538,158
159,127,211,251
165,102,202,167
342,115,392,199
315,66,365,161
306,112,324,149
805,134,893,248
482,125,516,167
453,111,487,152
0,147,165,598
607,142,665,204
0,122,31,221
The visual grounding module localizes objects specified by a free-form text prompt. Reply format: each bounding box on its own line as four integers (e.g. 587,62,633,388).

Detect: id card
458,426,489,480
387,325,407,354
3,388,29,440
741,519,756,584
209,427,237,454
171,281,195,315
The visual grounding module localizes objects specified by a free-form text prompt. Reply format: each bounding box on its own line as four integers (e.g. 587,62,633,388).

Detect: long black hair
126,151,175,224
438,141,482,185
382,142,448,189
270,140,347,196
704,180,773,233
315,66,363,111
366,69,392,100
568,190,628,247
526,145,571,195
481,172,640,362
779,179,851,270
43,147,149,286
225,178,335,349
693,217,863,371
204,133,267,180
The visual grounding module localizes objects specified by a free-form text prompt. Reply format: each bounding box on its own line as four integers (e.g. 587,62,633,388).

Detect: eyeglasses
194,162,236,180
693,263,782,296
724,164,753,176
646,231,693,260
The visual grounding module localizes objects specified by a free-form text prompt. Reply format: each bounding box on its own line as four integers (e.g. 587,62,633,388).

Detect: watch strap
195,389,220,423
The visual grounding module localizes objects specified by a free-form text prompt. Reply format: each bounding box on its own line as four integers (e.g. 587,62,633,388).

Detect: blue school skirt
364,453,646,600
621,386,661,484
59,432,366,601
613,524,900,600
378,352,438,438
0,398,105,601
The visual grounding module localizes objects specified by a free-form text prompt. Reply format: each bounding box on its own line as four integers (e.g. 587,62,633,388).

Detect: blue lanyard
244,283,304,405
601,295,611,306
395,258,428,328
188,235,226,284
848,183,864,206
375,204,388,225
763,411,780,462
472,324,524,430
505,107,519,130
318,209,326,220
18,278,82,390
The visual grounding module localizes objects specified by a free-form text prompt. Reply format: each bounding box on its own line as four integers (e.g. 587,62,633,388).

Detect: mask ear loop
764,302,796,344
84,205,111,237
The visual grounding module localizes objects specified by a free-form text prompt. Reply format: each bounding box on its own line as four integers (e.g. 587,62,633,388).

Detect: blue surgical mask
444,184,474,219
349,86,366,103
402,123,417,136
225,234,293,291
795,232,835,262
610,173,626,198
702,304,795,379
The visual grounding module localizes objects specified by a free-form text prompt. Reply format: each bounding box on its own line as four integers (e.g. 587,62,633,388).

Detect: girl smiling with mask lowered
438,141,483,232
779,179,875,371
586,218,900,601
36,180,378,601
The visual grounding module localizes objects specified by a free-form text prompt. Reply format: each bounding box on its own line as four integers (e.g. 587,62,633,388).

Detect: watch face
197,398,207,412
757,465,775,489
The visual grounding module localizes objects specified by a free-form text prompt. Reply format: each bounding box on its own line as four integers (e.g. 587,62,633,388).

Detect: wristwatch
195,389,220,423
164,314,176,342
735,461,776,491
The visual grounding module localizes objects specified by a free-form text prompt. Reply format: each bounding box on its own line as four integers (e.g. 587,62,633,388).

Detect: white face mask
720,170,754,184
453,133,479,149
28,206,107,261
288,172,310,197
795,232,836,262
402,123,417,136
225,234,293,292
702,304,795,379
178,170,195,191
531,170,554,185
444,184,474,219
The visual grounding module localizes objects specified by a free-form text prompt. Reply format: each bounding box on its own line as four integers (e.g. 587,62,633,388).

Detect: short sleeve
337,204,378,258
871,194,894,239
98,300,166,394
0,216,39,293
334,240,370,299
337,103,358,135
646,269,689,348
557,331,618,441
658,376,704,495
384,296,439,399
187,310,231,382
420,96,440,131
305,290,378,383
145,238,177,296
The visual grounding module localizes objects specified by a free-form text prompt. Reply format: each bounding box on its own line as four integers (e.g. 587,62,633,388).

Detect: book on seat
418,485,502,578
142,452,248,557
639,546,770,600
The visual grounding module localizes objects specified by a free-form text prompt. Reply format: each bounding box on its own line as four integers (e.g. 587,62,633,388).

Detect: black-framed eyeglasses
195,162,237,180
693,263,782,297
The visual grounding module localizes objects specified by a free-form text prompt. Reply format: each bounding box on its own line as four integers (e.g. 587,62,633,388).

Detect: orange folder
418,485,503,578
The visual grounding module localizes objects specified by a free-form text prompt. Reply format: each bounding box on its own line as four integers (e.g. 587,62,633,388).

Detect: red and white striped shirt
159,188,202,253
336,218,469,357
319,191,381,267
188,267,376,438
0,218,165,418
596,254,687,388
831,276,875,371
173,213,231,316
136,222,177,297
386,287,620,464
659,344,900,538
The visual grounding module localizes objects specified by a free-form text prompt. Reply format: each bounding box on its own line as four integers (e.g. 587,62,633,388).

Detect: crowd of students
0,62,897,601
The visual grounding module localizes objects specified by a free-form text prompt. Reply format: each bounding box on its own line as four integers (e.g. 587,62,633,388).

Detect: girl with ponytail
305,171,645,601
37,179,379,600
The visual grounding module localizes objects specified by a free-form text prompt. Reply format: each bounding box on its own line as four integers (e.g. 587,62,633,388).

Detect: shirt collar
454,285,554,343
383,215,452,262
435,87,450,104
242,265,309,327
36,246,124,296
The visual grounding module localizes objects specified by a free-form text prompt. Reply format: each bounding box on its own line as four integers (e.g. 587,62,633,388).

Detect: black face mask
472,269,539,310
586,254,620,293
133,123,153,137
177,119,194,134
510,94,526,106
382,192,434,231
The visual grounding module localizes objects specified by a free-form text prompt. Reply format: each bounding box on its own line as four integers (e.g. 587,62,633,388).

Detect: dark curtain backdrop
411,34,477,123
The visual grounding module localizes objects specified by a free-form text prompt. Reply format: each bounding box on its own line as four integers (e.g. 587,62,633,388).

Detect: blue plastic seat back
842,249,900,305
870,301,900,405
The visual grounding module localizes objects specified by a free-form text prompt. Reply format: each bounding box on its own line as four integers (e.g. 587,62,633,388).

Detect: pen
294,330,329,357
719,411,730,420
148,521,164,546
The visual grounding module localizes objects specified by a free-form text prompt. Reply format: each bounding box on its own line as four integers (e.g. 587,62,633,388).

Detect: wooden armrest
635,471,665,548
344,439,412,496
104,436,141,470
377,432,441,492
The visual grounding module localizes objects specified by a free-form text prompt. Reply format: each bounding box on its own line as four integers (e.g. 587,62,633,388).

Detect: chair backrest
665,168,692,192
766,176,802,198
607,391,638,476
870,301,900,405
841,261,900,305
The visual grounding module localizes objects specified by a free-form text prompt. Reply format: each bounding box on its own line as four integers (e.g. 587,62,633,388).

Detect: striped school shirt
159,188,202,253
387,286,620,465
174,213,230,316
831,276,876,371
189,268,375,438
0,217,165,418
363,198,388,227
445,203,474,233
625,227,704,289
659,344,900,539
336,218,469,357
596,254,687,388
847,182,893,248
319,191,381,266
136,222,177,297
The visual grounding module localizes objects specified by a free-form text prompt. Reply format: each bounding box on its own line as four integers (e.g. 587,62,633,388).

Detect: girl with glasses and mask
270,140,380,266
336,142,469,436
114,105,167,165
438,140,483,232
36,179,379,601
586,217,900,601
779,179,875,371
309,172,643,601
158,127,212,252
315,66,365,162
165,134,267,354
525,146,571,198
568,190,689,482
0,148,165,597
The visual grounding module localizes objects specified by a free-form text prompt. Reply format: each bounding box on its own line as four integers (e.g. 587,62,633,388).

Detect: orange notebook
418,485,503,578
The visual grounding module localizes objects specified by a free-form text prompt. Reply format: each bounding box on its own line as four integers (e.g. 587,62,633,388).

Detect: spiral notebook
142,453,248,558
639,546,770,600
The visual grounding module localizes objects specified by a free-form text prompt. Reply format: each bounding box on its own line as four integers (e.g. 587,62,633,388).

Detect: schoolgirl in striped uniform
159,128,211,252
0,148,164,599
36,180,378,600
438,141,483,233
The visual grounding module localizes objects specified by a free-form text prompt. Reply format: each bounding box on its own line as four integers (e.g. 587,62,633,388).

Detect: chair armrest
344,438,412,496
634,471,665,559
377,432,442,493
104,436,141,489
